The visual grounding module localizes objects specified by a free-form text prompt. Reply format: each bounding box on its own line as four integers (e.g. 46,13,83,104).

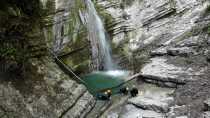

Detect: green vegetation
206,5,210,13
120,0,136,9
208,27,210,34
0,0,47,73
59,0,91,75
205,5,210,34
67,0,86,42
93,1,115,36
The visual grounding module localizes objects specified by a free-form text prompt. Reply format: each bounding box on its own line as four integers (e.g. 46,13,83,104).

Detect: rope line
48,49,87,84
48,49,141,93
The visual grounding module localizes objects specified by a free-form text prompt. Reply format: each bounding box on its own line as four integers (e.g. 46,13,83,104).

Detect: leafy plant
0,0,47,73
208,27,210,34
206,5,210,13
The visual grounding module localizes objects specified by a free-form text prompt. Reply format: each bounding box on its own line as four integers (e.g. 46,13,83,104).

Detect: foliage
206,5,210,14
60,0,91,75
0,0,47,73
120,0,136,9
68,0,87,42
205,5,210,34
208,27,210,34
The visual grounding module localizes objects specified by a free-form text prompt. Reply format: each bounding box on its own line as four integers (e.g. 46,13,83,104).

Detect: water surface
83,70,129,95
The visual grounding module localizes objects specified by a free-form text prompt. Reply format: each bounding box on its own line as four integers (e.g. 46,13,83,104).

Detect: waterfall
85,0,115,71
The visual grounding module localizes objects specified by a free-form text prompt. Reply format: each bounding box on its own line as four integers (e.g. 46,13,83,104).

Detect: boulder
119,104,164,118
140,57,196,84
128,83,175,113
128,96,174,113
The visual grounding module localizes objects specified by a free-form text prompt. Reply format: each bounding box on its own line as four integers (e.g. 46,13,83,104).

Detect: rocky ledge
0,57,95,118
97,0,210,118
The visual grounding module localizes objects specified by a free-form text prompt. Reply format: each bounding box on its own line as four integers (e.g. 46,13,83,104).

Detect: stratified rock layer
0,58,95,118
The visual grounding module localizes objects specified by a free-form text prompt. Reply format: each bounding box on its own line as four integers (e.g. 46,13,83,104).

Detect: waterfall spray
85,0,115,70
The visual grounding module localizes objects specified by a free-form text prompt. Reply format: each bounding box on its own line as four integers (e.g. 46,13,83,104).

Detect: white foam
104,70,129,77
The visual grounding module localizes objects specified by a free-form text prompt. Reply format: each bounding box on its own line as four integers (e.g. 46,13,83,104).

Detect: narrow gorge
1,0,210,118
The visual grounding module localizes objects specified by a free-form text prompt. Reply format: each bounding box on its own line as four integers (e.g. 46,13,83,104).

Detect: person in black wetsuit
97,89,112,100
120,87,129,95
130,86,138,97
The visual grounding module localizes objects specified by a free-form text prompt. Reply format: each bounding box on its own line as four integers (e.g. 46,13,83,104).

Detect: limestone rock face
42,0,76,52
204,98,210,110
128,95,174,113
167,105,188,118
128,83,175,113
98,0,210,71
117,104,164,118
140,57,205,84
203,111,210,118
97,0,210,118
0,58,95,118
0,0,95,117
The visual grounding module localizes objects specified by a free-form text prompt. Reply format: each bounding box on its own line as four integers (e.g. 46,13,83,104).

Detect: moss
56,0,91,74
46,27,54,47
72,60,91,75
66,0,88,42
61,46,91,75
93,1,115,36
206,5,210,14
132,54,149,73
0,47,17,59
208,27,210,34
120,0,136,9
62,58,74,67
0,0,49,74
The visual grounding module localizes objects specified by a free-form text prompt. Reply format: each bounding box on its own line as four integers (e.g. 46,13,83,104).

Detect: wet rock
100,0,210,117
203,111,210,118
128,83,174,113
128,95,174,113
119,104,164,118
143,78,177,88
177,36,199,47
141,57,196,84
204,98,210,111
167,47,194,57
176,116,188,118
0,58,95,118
151,47,168,56
207,39,210,45
167,105,188,118
206,53,210,62
174,79,210,118
63,92,96,118
142,6,176,26
164,82,177,88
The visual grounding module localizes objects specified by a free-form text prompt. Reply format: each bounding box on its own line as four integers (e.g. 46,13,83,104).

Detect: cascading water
85,0,115,70
83,0,129,97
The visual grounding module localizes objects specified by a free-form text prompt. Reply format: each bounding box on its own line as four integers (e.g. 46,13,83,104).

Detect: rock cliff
96,0,210,118
1,0,210,118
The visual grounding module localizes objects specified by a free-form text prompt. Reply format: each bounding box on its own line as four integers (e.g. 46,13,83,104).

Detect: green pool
82,70,129,96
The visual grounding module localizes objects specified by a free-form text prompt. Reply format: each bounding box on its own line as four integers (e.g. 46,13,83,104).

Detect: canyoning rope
48,49,87,84
48,49,141,94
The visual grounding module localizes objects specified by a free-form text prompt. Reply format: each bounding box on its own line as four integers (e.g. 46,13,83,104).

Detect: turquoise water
82,70,129,96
